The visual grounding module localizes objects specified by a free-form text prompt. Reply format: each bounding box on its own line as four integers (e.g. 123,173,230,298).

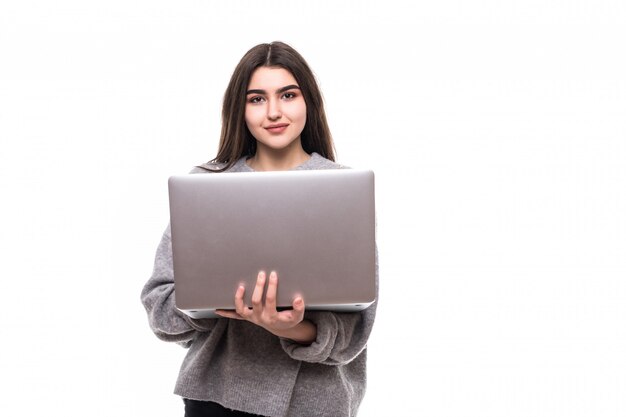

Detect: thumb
292,297,305,319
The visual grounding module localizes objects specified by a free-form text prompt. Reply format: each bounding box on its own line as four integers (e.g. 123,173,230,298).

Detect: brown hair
205,41,335,171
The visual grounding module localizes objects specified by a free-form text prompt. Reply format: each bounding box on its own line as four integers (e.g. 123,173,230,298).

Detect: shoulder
188,162,225,174
189,157,248,174
304,152,351,171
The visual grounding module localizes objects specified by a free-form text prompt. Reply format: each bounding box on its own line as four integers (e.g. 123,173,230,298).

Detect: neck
247,143,311,172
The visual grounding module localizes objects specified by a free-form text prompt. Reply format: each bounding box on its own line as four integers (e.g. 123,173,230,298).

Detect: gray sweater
141,153,378,417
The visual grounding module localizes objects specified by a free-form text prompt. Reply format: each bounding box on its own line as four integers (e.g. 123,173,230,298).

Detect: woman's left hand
215,271,317,344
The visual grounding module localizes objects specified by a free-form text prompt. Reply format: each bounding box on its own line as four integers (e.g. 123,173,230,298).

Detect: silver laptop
168,169,376,319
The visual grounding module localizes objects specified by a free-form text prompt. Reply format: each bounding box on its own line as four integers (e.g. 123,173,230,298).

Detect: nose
267,97,282,120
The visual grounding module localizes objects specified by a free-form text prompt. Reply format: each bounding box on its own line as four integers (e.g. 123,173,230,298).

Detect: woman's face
245,66,307,153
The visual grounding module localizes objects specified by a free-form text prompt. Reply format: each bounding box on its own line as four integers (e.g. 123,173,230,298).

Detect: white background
1,1,625,416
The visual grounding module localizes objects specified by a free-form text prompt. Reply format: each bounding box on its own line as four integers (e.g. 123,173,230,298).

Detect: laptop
168,168,376,319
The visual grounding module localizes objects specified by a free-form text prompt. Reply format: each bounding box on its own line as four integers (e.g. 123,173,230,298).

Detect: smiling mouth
265,124,289,132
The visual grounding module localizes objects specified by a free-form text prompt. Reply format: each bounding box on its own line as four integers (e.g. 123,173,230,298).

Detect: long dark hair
205,41,335,171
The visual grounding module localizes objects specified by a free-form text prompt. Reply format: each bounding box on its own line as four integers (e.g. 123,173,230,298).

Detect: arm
140,225,218,344
279,305,376,365
279,246,379,366
216,249,379,365
272,318,317,345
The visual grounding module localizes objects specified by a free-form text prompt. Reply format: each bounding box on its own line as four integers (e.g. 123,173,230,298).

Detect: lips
265,123,289,134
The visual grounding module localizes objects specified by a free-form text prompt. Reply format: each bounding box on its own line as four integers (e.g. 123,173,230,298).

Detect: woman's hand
215,271,317,344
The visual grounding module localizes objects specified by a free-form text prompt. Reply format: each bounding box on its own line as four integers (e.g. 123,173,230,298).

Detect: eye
282,92,297,100
248,96,265,104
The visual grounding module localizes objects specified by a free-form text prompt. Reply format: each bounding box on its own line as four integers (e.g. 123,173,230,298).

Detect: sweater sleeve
279,246,379,365
140,225,218,344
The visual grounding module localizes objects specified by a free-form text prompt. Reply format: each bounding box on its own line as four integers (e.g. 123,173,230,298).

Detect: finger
281,296,305,324
250,271,266,311
215,310,244,320
234,285,251,318
264,271,278,313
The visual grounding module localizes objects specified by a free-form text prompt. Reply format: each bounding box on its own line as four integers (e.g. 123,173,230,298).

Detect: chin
259,139,299,151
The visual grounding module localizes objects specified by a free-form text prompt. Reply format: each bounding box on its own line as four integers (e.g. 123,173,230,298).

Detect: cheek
244,107,262,127
293,106,307,136
293,101,307,123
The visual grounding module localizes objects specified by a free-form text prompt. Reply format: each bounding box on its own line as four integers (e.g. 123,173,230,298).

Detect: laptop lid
168,168,376,319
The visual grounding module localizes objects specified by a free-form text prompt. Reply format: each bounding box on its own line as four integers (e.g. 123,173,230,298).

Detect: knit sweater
140,152,378,417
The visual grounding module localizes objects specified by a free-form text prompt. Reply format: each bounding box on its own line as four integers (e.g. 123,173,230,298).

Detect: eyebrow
246,84,301,95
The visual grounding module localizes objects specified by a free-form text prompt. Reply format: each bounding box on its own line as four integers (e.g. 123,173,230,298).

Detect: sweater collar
233,152,322,172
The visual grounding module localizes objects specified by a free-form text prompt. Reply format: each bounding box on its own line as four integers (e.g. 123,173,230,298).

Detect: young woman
141,41,378,417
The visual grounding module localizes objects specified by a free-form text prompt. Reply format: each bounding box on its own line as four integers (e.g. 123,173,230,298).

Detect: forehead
247,66,298,90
